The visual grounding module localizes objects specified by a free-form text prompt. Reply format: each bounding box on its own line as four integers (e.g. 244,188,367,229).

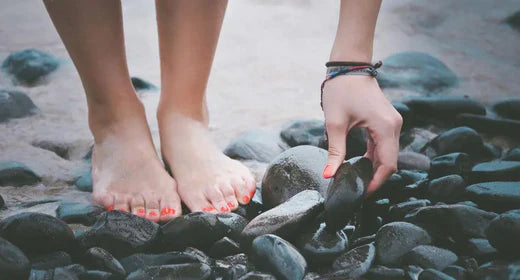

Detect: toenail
242,195,250,203
169,208,176,215
220,206,229,212
149,211,157,217
107,206,114,211
119,208,126,211
250,190,255,197
161,208,169,216
137,208,145,215
227,202,235,208
203,206,215,212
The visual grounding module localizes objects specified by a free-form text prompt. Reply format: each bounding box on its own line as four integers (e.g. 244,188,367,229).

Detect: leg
44,0,181,222
156,0,256,213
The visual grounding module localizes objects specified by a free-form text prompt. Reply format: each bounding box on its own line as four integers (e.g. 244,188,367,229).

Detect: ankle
157,101,209,125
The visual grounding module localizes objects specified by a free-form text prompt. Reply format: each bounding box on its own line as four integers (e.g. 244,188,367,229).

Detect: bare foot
90,102,181,223
158,112,256,214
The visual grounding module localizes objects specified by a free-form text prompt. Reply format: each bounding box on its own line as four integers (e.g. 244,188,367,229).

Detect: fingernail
107,206,114,211
149,211,157,217
203,206,215,212
137,208,145,215
242,195,250,204
169,208,176,215
227,201,235,208
161,208,169,215
322,164,334,178
220,206,229,212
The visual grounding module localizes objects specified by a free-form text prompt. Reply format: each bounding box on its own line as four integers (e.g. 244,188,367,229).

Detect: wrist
329,47,373,63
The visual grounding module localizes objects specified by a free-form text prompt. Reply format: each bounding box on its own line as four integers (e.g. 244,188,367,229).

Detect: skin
322,0,402,197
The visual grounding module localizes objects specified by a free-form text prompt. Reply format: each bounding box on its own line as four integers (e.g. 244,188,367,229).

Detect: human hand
321,75,402,197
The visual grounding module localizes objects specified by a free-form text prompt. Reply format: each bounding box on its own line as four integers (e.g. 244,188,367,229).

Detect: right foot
90,102,181,223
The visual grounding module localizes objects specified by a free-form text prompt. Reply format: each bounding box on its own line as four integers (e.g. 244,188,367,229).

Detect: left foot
158,111,257,214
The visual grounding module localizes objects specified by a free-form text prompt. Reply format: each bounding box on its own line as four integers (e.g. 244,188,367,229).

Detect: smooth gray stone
31,251,71,270
429,153,471,180
0,89,38,123
419,269,455,280
126,263,212,280
0,236,30,279
398,151,431,171
329,243,375,279
486,209,520,257
427,175,466,203
403,245,458,270
465,181,520,212
119,252,199,274
375,222,431,266
294,222,348,266
0,161,41,187
470,161,520,183
56,202,104,226
224,129,287,163
84,247,126,277
1,49,59,85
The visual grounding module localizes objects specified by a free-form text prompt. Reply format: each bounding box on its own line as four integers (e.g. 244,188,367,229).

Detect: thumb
323,121,348,179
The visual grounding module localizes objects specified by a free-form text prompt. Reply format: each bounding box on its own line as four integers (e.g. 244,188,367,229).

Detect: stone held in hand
0,236,30,279
250,234,307,280
324,157,373,232
241,190,323,247
0,161,41,187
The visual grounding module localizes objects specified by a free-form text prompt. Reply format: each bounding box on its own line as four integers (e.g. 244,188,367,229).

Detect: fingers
323,119,349,179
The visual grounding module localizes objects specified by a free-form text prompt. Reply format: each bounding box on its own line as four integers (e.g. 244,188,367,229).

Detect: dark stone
421,127,485,159
280,119,325,148
224,130,286,163
427,175,466,203
74,169,92,192
400,128,438,153
398,151,431,171
458,257,478,272
418,269,455,280
0,161,41,187
329,243,375,279
465,181,520,212
208,237,242,258
119,251,199,274
399,170,429,185
83,247,125,277
403,245,457,270
130,77,157,91
393,102,413,127
324,157,373,231
294,222,348,266
456,113,520,138
31,251,71,270
375,222,431,266
77,210,159,258
350,234,375,249
406,265,424,280
365,265,405,280
212,259,248,280
261,145,329,208
52,267,78,280
505,11,520,31
126,263,212,280
250,234,307,280
463,238,498,264
377,52,459,94
183,247,213,267
1,49,59,85
342,127,368,158
241,190,323,246
388,199,431,221
238,272,276,280
469,261,520,280
60,264,85,278
429,153,472,179
56,202,104,226
32,140,70,160
486,209,520,257
0,212,74,255
79,270,112,280
160,212,227,251
0,236,30,279
0,194,5,209
403,96,484,125
470,161,520,183
404,204,497,241
442,265,466,280
504,148,520,161
216,212,249,242
0,89,39,123
492,99,520,120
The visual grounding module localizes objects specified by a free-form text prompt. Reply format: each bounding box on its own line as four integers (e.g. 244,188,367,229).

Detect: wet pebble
74,168,92,192
0,161,41,187
280,119,325,148
388,199,431,221
30,251,71,270
56,202,104,226
0,236,30,279
418,268,456,280
470,161,520,183
294,222,348,267
208,237,242,258
492,98,520,120
365,265,405,280
0,89,39,123
485,209,520,257
119,251,199,275
329,243,375,279
429,152,472,179
126,263,212,280
403,245,458,270
421,127,485,159
83,247,126,277
427,175,466,203
455,113,520,138
442,265,466,280
224,129,287,163
464,181,520,212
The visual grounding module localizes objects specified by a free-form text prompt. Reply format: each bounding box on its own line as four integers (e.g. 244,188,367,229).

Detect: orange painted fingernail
107,206,114,211
227,202,235,208
203,206,215,212
161,208,169,215
220,206,229,212
137,208,145,215
169,208,176,215
149,211,157,217
242,195,250,203
323,164,334,178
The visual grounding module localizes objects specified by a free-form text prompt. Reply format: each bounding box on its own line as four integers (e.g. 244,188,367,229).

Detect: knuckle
326,120,345,130
328,146,346,158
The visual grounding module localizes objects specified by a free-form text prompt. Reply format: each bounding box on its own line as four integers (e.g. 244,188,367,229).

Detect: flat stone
131,77,157,91
1,49,59,85
375,222,432,266
56,202,104,226
470,161,520,183
465,181,520,212
84,247,126,277
329,243,375,279
398,151,431,171
0,161,41,187
365,265,405,280
427,175,466,203
261,146,329,208
388,199,431,221
0,236,30,279
403,96,484,125
419,268,456,280
0,212,74,255
403,245,458,270
0,89,38,123
455,113,520,138
250,234,307,280
126,263,212,280
324,157,372,231
74,168,92,192
429,153,471,179
280,119,326,148
486,210,520,257
224,129,287,163
119,251,199,274
421,127,485,159
294,222,348,266
30,251,71,270
77,210,159,258
491,98,520,120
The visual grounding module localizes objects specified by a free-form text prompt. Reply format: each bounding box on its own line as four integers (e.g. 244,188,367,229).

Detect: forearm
330,0,382,62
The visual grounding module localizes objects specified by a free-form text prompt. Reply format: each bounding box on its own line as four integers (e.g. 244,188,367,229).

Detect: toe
130,195,146,218
205,184,230,213
114,195,130,212
231,176,251,205
244,176,258,198
219,182,239,211
182,191,217,213
159,195,182,223
144,197,161,223
93,192,115,211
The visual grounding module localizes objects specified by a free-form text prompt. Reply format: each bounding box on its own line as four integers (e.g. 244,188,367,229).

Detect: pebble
403,96,484,125
280,119,326,148
79,270,112,279
442,265,466,280
504,148,520,161
294,222,348,266
1,49,60,85
241,190,323,246
365,265,405,280
427,175,466,203
0,161,41,187
250,234,307,280
463,238,498,264
31,140,71,160
0,236,30,279
329,243,375,279
400,128,438,153
130,76,157,91
208,237,242,258
261,146,329,208
421,127,485,159
83,247,126,277
126,263,212,280
377,52,459,94
392,102,413,127
239,271,277,280
419,268,456,280
119,251,199,274
429,152,471,179
216,212,249,242
398,151,431,171
388,199,431,221
56,202,104,226
469,261,520,280
224,129,287,163
465,181,520,212
456,113,520,138
74,168,92,192
404,204,497,241
160,211,227,251
324,157,372,231
0,89,39,123
491,98,520,120
375,222,432,266
77,210,159,258
470,161,520,183
403,245,458,270
0,212,74,255
486,209,520,257
30,251,71,270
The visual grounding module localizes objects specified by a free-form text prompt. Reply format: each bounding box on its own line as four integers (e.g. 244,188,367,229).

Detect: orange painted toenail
220,206,229,212
107,206,114,211
203,206,215,212
242,195,250,203
169,208,176,215
227,202,235,208
161,208,169,215
149,211,157,217
250,190,256,197
137,208,145,215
